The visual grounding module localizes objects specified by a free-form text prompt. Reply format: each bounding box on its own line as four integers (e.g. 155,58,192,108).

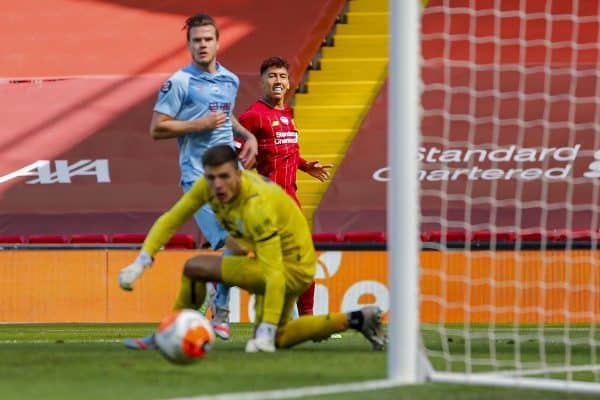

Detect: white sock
255,322,277,341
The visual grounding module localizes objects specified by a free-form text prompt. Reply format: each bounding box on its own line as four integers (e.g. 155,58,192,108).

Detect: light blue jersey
154,63,239,185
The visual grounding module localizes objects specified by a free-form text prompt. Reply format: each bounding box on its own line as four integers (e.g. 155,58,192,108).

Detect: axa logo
0,160,111,184
584,150,600,178
314,251,389,314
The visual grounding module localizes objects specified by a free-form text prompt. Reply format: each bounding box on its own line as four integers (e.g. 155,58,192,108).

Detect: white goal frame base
429,370,600,395
417,349,600,394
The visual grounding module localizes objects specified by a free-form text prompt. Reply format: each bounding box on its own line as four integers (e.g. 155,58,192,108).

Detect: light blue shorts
182,181,228,250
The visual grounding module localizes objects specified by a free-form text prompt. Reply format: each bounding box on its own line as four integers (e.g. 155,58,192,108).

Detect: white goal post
388,0,422,384
389,0,600,393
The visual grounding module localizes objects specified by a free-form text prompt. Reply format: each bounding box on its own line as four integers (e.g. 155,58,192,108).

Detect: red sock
297,281,315,316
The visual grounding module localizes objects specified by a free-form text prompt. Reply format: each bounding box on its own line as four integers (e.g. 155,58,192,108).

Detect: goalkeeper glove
118,252,153,291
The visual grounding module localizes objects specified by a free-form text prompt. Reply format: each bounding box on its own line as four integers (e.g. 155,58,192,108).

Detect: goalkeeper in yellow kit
118,145,385,352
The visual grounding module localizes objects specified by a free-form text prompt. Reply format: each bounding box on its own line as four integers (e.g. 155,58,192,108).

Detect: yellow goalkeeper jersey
141,169,316,275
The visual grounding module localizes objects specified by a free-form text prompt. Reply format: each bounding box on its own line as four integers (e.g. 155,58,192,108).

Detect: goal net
391,0,600,393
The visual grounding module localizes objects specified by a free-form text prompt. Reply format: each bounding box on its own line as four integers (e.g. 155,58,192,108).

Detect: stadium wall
0,0,346,238
314,1,600,234
2,249,599,323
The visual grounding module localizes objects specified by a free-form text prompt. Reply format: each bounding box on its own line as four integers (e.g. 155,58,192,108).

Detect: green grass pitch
0,323,598,400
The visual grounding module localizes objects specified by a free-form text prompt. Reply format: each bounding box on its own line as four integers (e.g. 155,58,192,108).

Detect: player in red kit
238,56,332,315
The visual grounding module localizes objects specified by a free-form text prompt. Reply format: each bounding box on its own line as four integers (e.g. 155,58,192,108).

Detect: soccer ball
155,309,215,365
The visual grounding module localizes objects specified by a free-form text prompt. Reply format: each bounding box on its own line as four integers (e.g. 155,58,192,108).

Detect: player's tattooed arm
232,115,258,168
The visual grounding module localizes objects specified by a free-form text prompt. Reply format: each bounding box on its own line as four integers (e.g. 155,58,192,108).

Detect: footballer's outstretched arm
150,111,227,140
119,178,210,291
299,159,333,182
142,179,209,256
231,115,258,168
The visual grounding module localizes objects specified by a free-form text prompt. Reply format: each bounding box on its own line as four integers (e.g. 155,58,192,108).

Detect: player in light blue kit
123,13,257,349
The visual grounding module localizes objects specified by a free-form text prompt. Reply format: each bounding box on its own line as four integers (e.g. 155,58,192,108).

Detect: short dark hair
260,56,290,76
184,14,219,41
202,145,239,169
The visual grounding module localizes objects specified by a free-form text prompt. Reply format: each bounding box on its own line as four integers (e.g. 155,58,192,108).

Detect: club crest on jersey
160,80,172,93
271,120,280,127
280,116,289,125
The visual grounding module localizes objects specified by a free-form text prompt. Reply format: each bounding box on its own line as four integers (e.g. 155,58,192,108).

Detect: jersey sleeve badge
160,80,172,93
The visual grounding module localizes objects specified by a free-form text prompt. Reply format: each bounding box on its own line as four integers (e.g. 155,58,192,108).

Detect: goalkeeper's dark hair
202,145,239,169
260,56,290,76
184,14,219,41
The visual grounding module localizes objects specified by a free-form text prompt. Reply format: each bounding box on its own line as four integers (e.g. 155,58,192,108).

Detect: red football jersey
238,100,307,206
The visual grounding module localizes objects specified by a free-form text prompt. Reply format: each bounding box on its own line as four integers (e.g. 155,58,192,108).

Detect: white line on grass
2,73,170,83
0,339,122,344
473,327,597,332
168,379,401,400
421,326,599,332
